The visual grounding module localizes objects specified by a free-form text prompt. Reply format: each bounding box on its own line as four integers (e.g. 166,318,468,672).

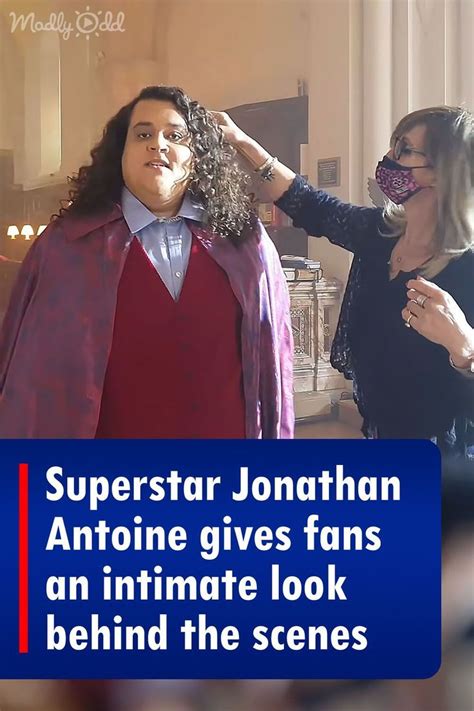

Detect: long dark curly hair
60,86,256,242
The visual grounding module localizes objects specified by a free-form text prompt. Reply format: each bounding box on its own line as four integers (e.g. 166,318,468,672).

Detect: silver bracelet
448,354,474,375
257,155,278,182
255,155,273,173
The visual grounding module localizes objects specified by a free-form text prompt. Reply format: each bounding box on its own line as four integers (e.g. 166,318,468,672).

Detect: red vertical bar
19,463,29,653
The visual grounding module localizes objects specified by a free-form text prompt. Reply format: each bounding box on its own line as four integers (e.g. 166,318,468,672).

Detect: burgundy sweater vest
95,235,246,438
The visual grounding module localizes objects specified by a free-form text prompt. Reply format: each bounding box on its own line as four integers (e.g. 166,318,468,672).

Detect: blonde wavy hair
383,106,474,278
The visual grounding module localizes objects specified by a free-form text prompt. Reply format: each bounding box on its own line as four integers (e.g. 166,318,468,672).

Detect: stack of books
281,255,322,282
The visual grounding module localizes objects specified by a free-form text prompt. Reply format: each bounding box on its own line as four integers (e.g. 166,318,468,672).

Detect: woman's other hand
403,276,474,368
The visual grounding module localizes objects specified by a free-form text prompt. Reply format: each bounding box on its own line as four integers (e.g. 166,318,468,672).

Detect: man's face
121,99,194,212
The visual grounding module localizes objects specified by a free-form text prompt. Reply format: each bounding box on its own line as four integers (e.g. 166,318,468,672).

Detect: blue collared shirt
121,187,206,300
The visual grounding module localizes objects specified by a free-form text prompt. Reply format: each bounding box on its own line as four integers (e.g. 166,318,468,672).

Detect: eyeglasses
392,135,433,168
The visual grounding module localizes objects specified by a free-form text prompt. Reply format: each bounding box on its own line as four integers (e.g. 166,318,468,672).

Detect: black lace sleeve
275,174,383,254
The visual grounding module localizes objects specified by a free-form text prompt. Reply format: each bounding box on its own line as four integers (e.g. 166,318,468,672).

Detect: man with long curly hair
0,86,294,439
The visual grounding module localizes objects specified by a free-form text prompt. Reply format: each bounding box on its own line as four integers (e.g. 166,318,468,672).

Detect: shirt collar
121,186,206,234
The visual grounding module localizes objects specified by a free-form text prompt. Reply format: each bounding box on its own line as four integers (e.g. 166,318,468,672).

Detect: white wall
0,12,24,156
0,13,16,151
1,0,471,285
305,0,360,283
164,0,308,108
364,0,474,208
306,0,474,282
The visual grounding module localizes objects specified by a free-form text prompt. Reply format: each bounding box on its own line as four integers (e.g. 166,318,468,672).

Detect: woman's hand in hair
210,111,250,148
210,110,296,202
402,276,474,368
210,110,274,173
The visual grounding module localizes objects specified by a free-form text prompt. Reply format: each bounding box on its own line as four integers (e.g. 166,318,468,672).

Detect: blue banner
0,439,440,679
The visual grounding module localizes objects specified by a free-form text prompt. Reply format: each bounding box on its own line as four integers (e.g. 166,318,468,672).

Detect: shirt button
175,271,182,278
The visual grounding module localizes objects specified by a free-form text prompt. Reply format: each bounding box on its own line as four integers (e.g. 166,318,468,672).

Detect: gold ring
405,313,414,328
417,295,428,308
